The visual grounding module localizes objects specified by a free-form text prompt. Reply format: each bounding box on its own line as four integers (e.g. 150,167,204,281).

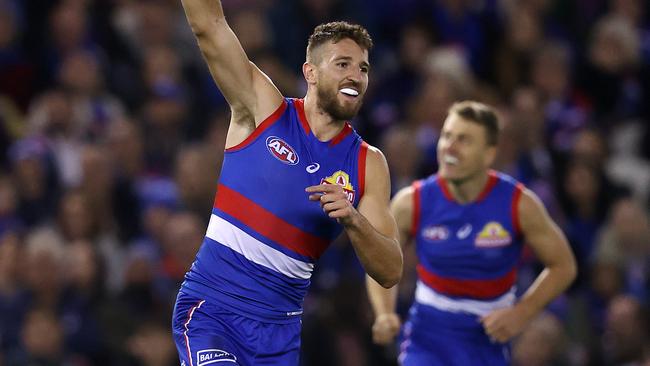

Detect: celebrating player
367,101,576,365
172,1,402,365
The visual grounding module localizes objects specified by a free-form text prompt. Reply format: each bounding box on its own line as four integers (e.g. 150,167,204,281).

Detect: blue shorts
171,291,301,366
398,303,510,366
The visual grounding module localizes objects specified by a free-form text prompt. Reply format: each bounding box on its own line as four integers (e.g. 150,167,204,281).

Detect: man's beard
317,86,362,121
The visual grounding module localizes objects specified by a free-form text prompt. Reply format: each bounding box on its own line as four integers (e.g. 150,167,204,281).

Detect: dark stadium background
0,0,649,365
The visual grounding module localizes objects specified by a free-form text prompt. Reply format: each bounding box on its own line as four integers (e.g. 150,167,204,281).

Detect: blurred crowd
0,0,649,365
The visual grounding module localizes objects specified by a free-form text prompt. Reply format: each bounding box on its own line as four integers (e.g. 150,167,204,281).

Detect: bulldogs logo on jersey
421,225,449,242
475,221,511,247
321,170,355,203
266,136,299,165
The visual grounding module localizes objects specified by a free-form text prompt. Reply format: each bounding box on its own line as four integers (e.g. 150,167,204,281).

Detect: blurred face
400,25,431,70
107,119,143,176
81,146,112,193
564,163,598,205
573,130,606,165
532,52,568,98
604,296,646,358
437,114,496,183
512,314,562,366
0,232,20,281
50,2,86,52
613,0,643,25
144,45,180,90
42,91,73,134
128,324,177,365
310,38,369,120
508,6,541,51
0,10,16,48
14,158,45,198
59,51,101,94
164,214,203,269
611,199,650,253
0,176,16,214
606,297,643,338
25,245,63,293
22,311,64,359
60,192,93,240
65,241,97,289
175,149,206,199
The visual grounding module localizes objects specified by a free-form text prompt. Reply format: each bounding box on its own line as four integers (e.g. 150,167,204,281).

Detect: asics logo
306,163,320,173
457,224,473,239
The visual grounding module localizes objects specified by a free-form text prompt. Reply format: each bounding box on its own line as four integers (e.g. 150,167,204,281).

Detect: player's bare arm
366,185,414,345
306,147,402,288
481,188,577,342
181,0,283,146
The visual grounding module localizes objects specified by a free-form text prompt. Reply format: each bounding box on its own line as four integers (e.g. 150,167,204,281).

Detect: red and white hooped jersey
411,171,525,316
181,98,368,323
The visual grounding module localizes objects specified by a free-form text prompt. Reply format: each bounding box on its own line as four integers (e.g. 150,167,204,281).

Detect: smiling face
437,113,497,184
306,38,370,120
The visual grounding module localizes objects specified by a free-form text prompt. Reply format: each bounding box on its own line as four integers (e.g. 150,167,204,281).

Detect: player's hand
480,305,532,343
306,184,358,225
372,313,401,345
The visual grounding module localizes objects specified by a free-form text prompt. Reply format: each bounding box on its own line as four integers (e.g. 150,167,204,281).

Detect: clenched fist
372,313,401,345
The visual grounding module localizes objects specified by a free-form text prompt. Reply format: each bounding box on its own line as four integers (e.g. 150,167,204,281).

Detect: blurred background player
172,0,402,365
367,101,577,365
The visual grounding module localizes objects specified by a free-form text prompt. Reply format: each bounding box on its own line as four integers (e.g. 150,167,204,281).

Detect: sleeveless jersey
411,170,525,316
181,98,368,323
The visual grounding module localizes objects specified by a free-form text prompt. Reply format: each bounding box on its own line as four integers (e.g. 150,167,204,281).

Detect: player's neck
303,95,347,142
446,171,490,204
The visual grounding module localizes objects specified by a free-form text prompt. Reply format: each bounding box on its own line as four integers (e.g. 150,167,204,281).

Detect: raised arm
366,185,414,345
481,187,577,342
181,0,282,131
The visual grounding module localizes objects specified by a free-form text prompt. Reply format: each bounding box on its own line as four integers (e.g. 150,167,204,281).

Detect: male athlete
367,101,576,365
173,1,402,365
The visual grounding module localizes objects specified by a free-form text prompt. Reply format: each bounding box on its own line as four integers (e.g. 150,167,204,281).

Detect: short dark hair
448,101,499,146
307,21,373,63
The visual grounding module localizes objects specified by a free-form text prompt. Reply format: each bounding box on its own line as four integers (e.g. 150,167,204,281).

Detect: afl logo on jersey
266,136,299,165
422,225,449,242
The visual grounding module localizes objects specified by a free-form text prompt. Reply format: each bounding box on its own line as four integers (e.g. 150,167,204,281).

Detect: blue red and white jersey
411,170,525,316
181,98,368,323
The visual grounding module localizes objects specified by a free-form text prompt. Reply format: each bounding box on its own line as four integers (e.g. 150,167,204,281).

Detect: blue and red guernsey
411,170,525,316
181,98,368,323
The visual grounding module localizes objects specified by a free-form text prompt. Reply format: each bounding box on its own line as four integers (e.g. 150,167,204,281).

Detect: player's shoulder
407,174,439,193
361,143,388,173
493,172,545,220
363,142,383,157
390,184,415,214
491,170,523,188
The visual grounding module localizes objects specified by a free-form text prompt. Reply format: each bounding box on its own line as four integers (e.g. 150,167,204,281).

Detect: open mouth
443,155,459,165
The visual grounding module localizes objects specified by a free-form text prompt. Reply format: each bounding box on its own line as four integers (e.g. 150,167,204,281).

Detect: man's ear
303,62,317,85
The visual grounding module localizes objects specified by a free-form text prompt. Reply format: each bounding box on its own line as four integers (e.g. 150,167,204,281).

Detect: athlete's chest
419,206,514,246
415,192,520,265
254,121,360,198
220,114,362,239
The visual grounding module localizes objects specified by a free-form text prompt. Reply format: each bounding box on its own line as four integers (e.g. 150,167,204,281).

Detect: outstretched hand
306,184,357,225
